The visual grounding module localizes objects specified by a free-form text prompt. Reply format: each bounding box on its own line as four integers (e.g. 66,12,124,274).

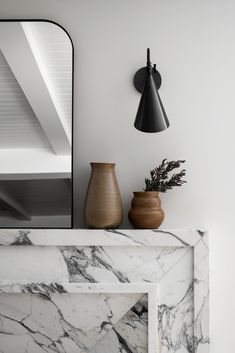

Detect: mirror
0,21,73,228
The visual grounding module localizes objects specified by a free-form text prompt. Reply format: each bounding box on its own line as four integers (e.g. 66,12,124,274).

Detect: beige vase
128,191,164,229
84,163,123,229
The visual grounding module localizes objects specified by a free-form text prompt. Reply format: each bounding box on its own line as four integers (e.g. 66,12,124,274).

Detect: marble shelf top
0,228,207,246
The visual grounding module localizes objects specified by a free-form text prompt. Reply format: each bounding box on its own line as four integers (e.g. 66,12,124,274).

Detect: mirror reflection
0,21,73,228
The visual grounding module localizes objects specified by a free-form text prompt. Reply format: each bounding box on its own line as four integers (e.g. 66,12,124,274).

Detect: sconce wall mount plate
134,66,162,93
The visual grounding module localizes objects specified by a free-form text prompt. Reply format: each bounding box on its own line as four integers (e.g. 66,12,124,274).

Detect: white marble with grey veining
0,291,147,353
0,229,205,246
0,229,209,353
0,283,157,353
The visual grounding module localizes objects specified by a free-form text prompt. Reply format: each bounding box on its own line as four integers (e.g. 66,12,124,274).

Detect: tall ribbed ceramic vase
84,163,123,229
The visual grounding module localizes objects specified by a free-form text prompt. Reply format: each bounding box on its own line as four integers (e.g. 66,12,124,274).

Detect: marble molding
0,229,209,353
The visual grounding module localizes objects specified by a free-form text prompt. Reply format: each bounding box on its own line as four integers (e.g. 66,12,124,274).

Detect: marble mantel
0,229,209,353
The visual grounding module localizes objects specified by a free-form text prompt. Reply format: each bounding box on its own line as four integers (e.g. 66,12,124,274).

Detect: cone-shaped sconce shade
134,69,170,133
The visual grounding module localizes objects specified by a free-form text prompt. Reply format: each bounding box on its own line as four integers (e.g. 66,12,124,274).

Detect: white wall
0,0,234,351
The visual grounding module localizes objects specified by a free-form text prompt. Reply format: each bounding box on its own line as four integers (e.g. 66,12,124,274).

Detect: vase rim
133,191,159,196
90,162,116,168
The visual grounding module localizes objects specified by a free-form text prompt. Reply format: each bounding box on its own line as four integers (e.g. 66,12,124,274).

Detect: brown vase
128,191,164,229
84,163,123,229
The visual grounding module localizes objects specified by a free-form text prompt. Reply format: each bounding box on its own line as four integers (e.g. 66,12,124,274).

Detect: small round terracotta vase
84,163,123,229
128,191,164,229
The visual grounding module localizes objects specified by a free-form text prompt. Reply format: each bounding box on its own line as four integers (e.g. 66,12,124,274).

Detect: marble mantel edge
0,228,208,247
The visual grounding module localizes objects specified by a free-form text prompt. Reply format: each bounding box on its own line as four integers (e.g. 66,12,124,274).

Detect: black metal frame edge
0,19,75,230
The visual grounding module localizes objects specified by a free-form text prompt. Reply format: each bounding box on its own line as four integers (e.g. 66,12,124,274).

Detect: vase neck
133,191,159,197
91,162,115,170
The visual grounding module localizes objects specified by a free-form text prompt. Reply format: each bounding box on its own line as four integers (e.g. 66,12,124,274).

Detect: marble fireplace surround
0,229,209,353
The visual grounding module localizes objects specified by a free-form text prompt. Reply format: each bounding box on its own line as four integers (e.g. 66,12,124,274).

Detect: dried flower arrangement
144,159,187,193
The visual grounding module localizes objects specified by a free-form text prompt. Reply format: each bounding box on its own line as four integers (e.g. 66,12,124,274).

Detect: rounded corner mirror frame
0,19,75,230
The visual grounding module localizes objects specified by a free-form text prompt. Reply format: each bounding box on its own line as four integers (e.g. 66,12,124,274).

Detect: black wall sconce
133,48,170,133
